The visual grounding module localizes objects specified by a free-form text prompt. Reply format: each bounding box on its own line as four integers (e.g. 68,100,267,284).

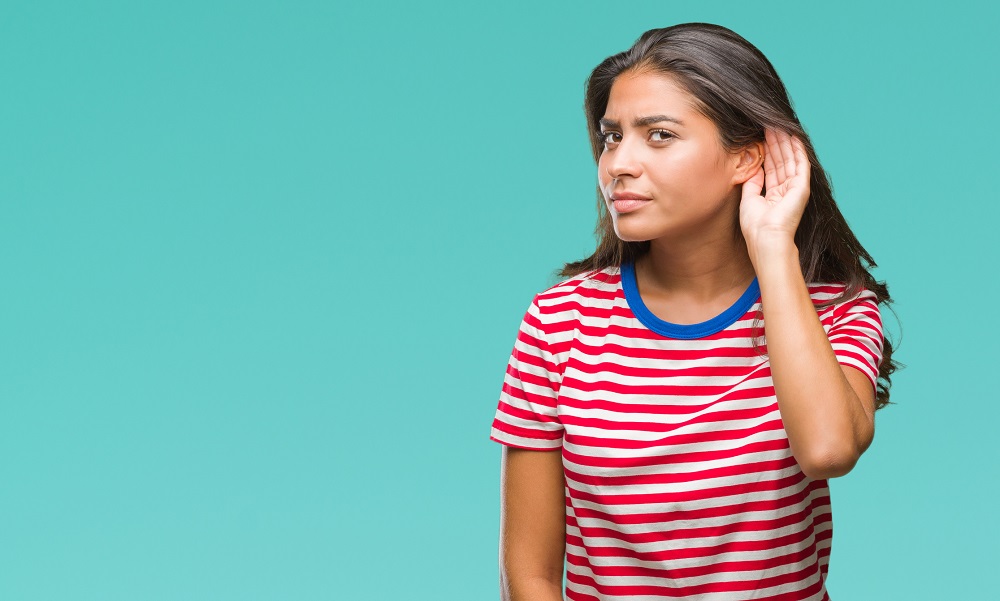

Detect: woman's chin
613,225,657,243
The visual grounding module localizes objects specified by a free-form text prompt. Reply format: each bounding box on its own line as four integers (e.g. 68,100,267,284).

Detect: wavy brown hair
558,22,902,410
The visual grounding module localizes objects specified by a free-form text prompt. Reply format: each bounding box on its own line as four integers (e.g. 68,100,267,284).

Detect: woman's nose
605,138,642,179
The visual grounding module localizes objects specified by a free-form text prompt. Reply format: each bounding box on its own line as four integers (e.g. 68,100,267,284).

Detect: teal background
1,1,995,599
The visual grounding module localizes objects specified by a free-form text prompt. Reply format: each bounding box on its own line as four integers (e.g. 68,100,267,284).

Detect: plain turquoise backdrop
1,1,996,599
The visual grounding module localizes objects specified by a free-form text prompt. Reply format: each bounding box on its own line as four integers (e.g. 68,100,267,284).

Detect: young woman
489,23,900,601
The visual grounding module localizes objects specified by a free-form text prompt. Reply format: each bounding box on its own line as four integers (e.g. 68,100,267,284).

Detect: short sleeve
489,294,565,451
828,287,885,395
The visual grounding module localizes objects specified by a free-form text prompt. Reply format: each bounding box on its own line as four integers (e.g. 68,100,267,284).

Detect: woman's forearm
750,235,872,479
502,575,564,601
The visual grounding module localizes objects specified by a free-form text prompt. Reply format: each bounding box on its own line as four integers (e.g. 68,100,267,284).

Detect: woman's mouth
612,198,651,213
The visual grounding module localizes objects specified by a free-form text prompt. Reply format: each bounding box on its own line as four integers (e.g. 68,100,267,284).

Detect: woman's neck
636,235,757,303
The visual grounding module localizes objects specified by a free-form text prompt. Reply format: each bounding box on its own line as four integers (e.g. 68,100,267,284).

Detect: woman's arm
740,129,877,480
499,446,566,601
751,237,876,480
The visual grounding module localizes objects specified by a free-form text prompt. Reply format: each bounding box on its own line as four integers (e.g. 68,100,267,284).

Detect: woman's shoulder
534,265,622,307
804,280,876,298
804,281,879,314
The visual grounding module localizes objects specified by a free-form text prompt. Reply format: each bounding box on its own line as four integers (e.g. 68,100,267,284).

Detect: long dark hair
559,22,902,410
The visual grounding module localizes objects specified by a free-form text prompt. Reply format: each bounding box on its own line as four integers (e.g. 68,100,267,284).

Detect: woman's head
597,68,766,245
578,22,817,268
559,22,901,410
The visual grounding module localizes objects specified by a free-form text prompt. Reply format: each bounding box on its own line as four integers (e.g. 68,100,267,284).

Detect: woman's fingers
765,128,786,183
763,131,779,191
791,135,810,186
763,127,811,188
777,129,796,179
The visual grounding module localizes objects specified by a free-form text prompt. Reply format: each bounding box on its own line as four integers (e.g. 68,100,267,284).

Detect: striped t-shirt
489,260,884,601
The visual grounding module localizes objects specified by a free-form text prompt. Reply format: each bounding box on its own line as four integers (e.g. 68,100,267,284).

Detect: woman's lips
612,198,651,213
607,189,651,214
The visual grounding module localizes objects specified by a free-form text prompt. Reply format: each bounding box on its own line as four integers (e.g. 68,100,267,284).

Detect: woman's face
597,70,745,243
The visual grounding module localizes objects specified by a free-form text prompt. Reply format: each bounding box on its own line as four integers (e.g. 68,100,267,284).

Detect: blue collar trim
621,260,761,340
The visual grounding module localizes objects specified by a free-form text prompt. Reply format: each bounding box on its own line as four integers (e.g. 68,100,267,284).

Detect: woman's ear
731,141,766,185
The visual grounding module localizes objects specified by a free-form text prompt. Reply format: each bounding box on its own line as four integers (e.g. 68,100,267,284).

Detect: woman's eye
599,130,674,147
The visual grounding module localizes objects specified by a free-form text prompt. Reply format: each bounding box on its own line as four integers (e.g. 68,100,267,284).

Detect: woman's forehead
603,71,703,125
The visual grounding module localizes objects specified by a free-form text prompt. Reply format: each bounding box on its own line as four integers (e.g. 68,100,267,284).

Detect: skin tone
597,69,876,480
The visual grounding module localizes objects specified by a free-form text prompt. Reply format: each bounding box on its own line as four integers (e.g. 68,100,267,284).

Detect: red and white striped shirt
490,260,884,601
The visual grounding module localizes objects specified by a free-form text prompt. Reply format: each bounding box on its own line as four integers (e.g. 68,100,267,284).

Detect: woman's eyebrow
600,115,685,128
